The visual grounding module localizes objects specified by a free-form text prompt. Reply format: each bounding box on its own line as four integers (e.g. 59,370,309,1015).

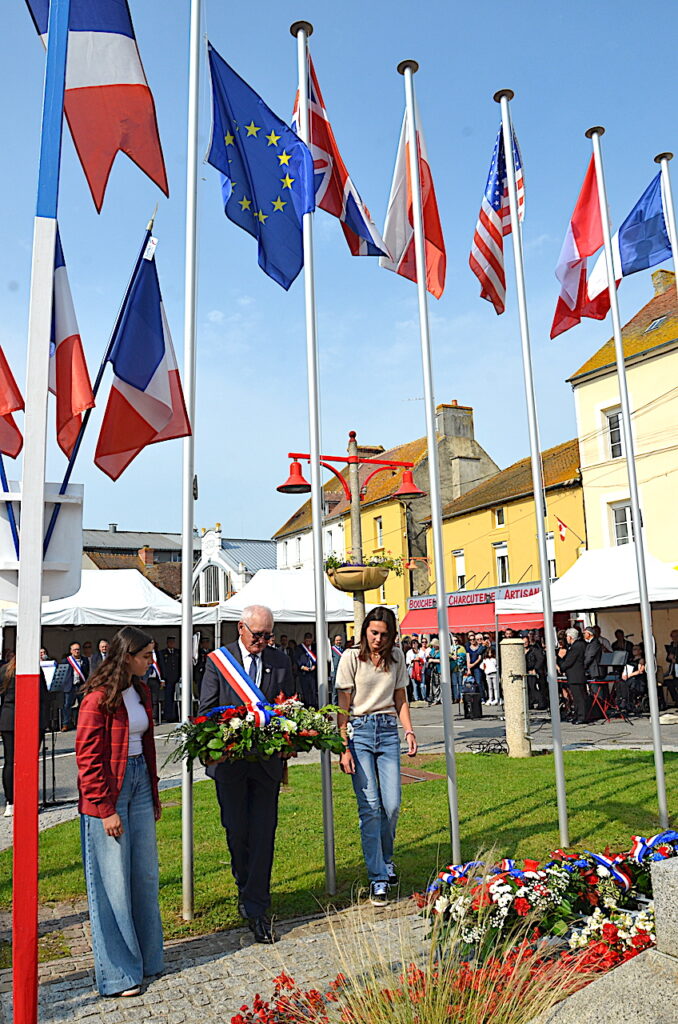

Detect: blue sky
1,0,675,541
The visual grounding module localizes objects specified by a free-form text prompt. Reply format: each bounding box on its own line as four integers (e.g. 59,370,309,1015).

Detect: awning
400,603,544,634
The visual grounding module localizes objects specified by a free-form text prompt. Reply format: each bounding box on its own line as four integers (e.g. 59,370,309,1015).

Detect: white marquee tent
1,569,216,627
218,568,390,623
495,546,678,618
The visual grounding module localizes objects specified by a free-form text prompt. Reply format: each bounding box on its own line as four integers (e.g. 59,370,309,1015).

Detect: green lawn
0,750,675,940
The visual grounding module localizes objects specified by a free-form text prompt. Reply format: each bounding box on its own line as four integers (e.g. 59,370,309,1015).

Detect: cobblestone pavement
0,901,426,1023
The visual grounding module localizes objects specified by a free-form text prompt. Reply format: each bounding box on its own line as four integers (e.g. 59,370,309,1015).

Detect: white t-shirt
482,657,497,675
336,647,408,717
123,686,149,757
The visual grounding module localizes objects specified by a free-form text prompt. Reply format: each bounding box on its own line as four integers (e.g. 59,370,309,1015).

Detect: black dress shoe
237,901,248,920
248,917,279,944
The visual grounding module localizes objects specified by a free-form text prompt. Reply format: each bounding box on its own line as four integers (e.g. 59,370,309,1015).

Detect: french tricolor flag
26,0,169,212
50,232,95,458
94,237,190,481
0,347,24,459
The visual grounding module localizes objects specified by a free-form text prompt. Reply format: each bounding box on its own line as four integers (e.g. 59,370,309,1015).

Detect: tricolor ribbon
629,830,678,864
332,645,343,658
207,646,272,727
437,860,484,885
586,851,632,891
302,643,317,665
67,656,87,683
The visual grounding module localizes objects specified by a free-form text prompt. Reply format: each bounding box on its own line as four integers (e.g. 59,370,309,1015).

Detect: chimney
138,546,154,566
435,401,475,440
652,269,675,296
108,523,117,533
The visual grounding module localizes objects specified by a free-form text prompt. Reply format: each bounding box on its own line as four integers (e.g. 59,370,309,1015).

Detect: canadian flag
379,99,446,298
556,517,568,542
550,157,610,338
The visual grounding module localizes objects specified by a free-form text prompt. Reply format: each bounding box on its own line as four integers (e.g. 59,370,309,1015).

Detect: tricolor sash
586,851,632,891
302,643,317,665
207,646,272,727
629,830,678,864
67,656,87,683
332,645,343,659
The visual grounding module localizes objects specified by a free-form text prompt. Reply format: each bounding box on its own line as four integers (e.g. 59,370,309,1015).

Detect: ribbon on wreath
629,830,678,864
586,851,632,891
207,646,272,727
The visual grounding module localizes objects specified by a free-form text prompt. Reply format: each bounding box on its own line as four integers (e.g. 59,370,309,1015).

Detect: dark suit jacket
557,639,587,687
198,642,295,780
159,648,181,685
89,650,107,674
584,638,604,680
59,656,90,692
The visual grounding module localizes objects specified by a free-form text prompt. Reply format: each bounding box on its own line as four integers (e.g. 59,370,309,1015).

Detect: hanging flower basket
326,565,389,592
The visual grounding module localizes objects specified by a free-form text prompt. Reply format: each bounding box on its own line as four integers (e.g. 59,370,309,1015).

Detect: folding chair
587,679,630,724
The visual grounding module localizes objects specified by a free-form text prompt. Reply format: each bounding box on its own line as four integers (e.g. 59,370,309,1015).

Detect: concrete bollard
500,638,531,757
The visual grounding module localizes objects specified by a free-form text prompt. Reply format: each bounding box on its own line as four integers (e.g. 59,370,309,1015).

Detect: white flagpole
495,90,569,847
15,3,71,1022
655,152,678,307
290,19,336,895
180,0,202,920
397,60,461,862
587,127,668,827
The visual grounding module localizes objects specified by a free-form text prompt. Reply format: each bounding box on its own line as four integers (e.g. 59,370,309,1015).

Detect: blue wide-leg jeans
349,713,402,883
80,755,164,995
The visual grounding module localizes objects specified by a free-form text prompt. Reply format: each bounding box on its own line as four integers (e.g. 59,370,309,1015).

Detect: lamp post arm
318,462,352,502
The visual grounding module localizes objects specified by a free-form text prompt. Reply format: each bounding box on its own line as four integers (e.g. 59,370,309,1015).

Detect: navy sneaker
386,862,399,886
370,881,389,906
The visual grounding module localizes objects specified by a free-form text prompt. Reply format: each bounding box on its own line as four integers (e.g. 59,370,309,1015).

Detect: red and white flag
550,157,610,338
26,0,169,212
555,517,568,542
0,347,24,459
50,232,95,458
379,101,446,298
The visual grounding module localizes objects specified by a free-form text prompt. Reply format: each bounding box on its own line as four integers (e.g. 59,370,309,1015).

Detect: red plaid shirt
76,683,160,818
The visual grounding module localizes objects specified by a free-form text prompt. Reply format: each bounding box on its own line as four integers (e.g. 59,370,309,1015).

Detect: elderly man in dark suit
557,627,589,723
199,604,294,944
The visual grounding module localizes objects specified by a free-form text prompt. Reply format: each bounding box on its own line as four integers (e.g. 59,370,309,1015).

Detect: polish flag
379,100,446,298
0,347,24,459
50,232,95,458
26,0,169,212
94,237,190,480
555,517,568,542
550,157,610,338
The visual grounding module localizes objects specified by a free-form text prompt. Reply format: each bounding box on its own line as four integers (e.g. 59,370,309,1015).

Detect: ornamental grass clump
232,895,596,1024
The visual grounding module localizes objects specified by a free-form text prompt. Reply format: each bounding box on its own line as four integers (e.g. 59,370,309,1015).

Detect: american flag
469,126,524,314
292,55,387,257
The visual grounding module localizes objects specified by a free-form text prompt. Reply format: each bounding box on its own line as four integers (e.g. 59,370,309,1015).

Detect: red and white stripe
0,346,24,459
49,245,95,458
207,649,268,727
379,102,446,299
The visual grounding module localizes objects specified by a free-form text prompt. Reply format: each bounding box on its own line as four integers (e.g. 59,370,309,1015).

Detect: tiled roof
438,439,580,520
83,529,200,552
272,437,429,540
220,538,276,573
85,552,182,597
568,272,678,382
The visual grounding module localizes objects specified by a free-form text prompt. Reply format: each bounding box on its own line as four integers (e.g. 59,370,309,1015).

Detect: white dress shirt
238,638,263,688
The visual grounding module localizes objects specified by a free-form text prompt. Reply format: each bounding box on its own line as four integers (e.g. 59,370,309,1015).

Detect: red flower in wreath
192,715,208,724
601,923,618,943
514,897,530,916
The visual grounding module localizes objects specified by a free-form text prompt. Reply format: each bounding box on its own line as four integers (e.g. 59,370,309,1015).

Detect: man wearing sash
199,605,294,944
295,631,318,708
59,641,89,731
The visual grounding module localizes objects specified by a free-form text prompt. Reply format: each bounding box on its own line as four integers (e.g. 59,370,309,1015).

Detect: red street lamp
276,460,311,494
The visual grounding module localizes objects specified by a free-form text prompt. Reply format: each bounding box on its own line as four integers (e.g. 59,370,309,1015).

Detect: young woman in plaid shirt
76,626,163,997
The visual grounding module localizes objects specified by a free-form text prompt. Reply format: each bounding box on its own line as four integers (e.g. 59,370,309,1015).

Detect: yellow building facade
569,269,678,566
426,439,586,597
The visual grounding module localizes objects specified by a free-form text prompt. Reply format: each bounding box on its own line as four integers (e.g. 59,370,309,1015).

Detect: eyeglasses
243,622,274,642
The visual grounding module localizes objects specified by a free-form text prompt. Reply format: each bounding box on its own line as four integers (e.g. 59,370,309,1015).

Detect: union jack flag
292,55,388,257
469,125,525,314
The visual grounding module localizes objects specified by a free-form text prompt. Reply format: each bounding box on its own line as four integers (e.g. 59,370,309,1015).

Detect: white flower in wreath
596,866,610,877
281,719,298,733
434,895,450,914
229,717,243,730
245,711,256,724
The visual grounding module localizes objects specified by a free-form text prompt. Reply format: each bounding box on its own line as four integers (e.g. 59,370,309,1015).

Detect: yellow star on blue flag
207,43,314,289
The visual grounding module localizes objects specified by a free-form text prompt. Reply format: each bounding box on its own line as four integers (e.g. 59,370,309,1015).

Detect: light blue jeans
349,713,402,883
80,755,164,995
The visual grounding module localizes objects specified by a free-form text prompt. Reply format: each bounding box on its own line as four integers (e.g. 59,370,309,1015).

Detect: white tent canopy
1,569,215,627
495,545,678,617
218,568,389,623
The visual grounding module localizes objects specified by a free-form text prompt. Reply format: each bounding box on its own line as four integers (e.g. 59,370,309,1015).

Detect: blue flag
588,172,673,300
207,43,315,290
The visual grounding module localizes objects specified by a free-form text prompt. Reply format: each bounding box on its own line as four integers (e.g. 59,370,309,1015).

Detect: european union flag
207,43,315,290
